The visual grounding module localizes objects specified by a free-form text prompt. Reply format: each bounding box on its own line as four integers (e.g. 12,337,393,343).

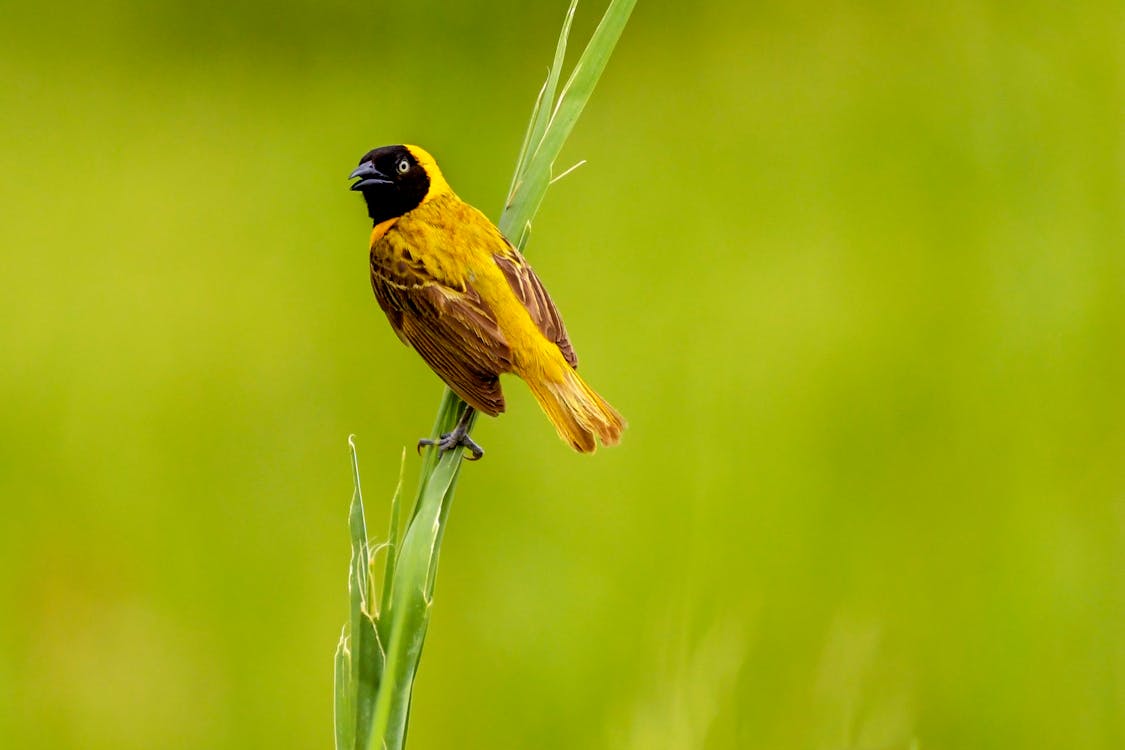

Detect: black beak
349,161,392,191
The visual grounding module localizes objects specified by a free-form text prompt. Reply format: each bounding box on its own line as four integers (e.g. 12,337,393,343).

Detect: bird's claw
416,431,484,461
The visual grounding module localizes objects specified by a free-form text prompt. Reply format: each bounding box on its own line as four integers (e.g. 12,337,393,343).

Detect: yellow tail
526,369,625,453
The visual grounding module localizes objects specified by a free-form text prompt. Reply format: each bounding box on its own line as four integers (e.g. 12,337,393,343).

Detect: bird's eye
397,158,410,175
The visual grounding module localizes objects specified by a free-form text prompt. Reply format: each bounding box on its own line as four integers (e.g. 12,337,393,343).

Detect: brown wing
371,251,513,416
492,246,578,368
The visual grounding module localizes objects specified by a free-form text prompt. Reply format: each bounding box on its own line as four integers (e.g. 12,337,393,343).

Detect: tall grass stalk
333,2,636,748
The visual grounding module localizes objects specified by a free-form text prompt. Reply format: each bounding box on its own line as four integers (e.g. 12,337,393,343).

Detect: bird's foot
417,426,484,461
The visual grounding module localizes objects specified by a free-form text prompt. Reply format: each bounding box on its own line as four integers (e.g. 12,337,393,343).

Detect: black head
349,145,432,224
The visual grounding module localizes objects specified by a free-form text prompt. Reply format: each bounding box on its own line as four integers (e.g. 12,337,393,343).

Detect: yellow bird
349,144,624,459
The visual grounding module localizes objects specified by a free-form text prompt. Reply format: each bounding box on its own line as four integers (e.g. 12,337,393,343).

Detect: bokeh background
2,1,1123,748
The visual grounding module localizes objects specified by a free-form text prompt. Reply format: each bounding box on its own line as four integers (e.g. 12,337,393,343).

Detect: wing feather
370,250,512,416
492,247,578,368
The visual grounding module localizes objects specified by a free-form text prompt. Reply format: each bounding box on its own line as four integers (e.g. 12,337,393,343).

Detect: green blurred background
2,1,1122,747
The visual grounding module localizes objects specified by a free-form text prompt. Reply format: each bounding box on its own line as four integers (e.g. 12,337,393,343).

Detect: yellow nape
404,145,453,202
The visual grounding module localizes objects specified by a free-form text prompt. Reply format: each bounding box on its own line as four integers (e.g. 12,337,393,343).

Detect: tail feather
527,370,625,453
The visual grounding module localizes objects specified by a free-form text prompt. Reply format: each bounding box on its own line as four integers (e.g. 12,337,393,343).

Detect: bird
349,144,624,459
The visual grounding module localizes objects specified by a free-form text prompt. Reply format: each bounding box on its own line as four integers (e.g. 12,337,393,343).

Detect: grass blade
345,438,384,750
368,451,464,750
379,449,407,618
333,628,354,750
508,0,579,204
501,0,637,241
506,76,550,206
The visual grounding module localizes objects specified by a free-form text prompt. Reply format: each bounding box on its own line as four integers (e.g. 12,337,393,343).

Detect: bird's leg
417,406,484,461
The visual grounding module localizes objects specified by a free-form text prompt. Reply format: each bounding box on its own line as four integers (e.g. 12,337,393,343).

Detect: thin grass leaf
379,449,407,618
368,450,464,750
509,0,579,202
550,159,587,185
333,629,354,750
501,0,637,241
507,75,550,205
346,438,384,750
346,436,369,693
